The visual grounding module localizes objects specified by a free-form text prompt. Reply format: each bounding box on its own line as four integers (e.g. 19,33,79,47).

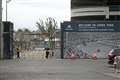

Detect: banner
62,21,120,32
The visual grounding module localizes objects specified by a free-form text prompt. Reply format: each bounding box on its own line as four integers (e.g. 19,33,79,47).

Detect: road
0,59,120,80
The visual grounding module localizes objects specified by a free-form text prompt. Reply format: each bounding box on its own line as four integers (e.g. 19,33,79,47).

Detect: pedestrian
45,48,49,59
52,51,54,56
16,48,20,58
114,56,120,73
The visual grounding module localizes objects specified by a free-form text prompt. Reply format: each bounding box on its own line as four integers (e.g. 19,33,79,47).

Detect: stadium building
71,0,120,21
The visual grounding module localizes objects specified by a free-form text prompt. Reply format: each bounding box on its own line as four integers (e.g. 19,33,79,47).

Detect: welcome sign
62,21,120,32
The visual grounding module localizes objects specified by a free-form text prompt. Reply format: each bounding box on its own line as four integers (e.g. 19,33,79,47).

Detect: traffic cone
70,53,74,59
92,53,97,60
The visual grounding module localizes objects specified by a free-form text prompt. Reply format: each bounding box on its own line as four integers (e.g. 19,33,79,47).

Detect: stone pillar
105,7,109,19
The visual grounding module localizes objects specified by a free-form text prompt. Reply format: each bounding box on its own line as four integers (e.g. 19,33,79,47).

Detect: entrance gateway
61,21,120,59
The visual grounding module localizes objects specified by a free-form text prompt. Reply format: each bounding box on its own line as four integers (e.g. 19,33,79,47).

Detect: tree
24,28,31,33
36,17,58,49
36,19,46,33
17,29,23,32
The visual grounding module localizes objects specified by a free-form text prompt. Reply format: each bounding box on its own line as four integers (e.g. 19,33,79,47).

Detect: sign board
61,21,120,59
62,21,120,32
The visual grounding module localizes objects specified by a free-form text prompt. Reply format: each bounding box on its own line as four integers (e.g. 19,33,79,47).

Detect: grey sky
2,0,70,31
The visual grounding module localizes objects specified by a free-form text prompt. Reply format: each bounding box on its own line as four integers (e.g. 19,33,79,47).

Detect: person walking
16,48,20,58
52,51,54,56
114,56,120,73
45,48,49,59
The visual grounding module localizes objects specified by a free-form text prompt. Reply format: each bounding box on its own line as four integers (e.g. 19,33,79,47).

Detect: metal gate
61,21,120,59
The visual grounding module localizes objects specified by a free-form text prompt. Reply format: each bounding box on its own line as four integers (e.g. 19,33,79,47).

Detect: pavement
0,59,120,80
13,50,46,59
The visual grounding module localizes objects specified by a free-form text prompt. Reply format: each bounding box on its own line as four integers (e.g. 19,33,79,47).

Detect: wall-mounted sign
62,21,120,32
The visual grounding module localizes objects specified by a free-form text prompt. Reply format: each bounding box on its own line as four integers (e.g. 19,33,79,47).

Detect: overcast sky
2,0,70,31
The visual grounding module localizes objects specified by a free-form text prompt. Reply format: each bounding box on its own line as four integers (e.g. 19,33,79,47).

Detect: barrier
61,21,120,59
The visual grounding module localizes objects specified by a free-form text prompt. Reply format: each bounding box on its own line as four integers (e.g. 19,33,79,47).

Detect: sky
2,0,71,31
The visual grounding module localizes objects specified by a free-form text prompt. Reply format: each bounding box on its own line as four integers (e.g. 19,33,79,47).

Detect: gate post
61,23,64,59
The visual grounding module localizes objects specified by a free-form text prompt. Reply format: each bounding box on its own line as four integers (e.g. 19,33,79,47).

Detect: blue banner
62,21,120,32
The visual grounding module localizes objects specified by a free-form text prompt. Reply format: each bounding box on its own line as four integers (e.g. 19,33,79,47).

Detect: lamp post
6,0,12,21
0,0,3,59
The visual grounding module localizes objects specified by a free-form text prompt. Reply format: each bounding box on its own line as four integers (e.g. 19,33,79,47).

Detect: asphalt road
0,59,120,80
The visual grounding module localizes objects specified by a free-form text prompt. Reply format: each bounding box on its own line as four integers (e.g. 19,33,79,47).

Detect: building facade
71,0,120,21
14,29,61,51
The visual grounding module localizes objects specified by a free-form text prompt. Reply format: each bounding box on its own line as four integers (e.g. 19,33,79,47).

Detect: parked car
108,48,120,64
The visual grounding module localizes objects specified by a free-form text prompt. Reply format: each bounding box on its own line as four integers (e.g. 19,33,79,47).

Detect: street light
6,0,12,21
